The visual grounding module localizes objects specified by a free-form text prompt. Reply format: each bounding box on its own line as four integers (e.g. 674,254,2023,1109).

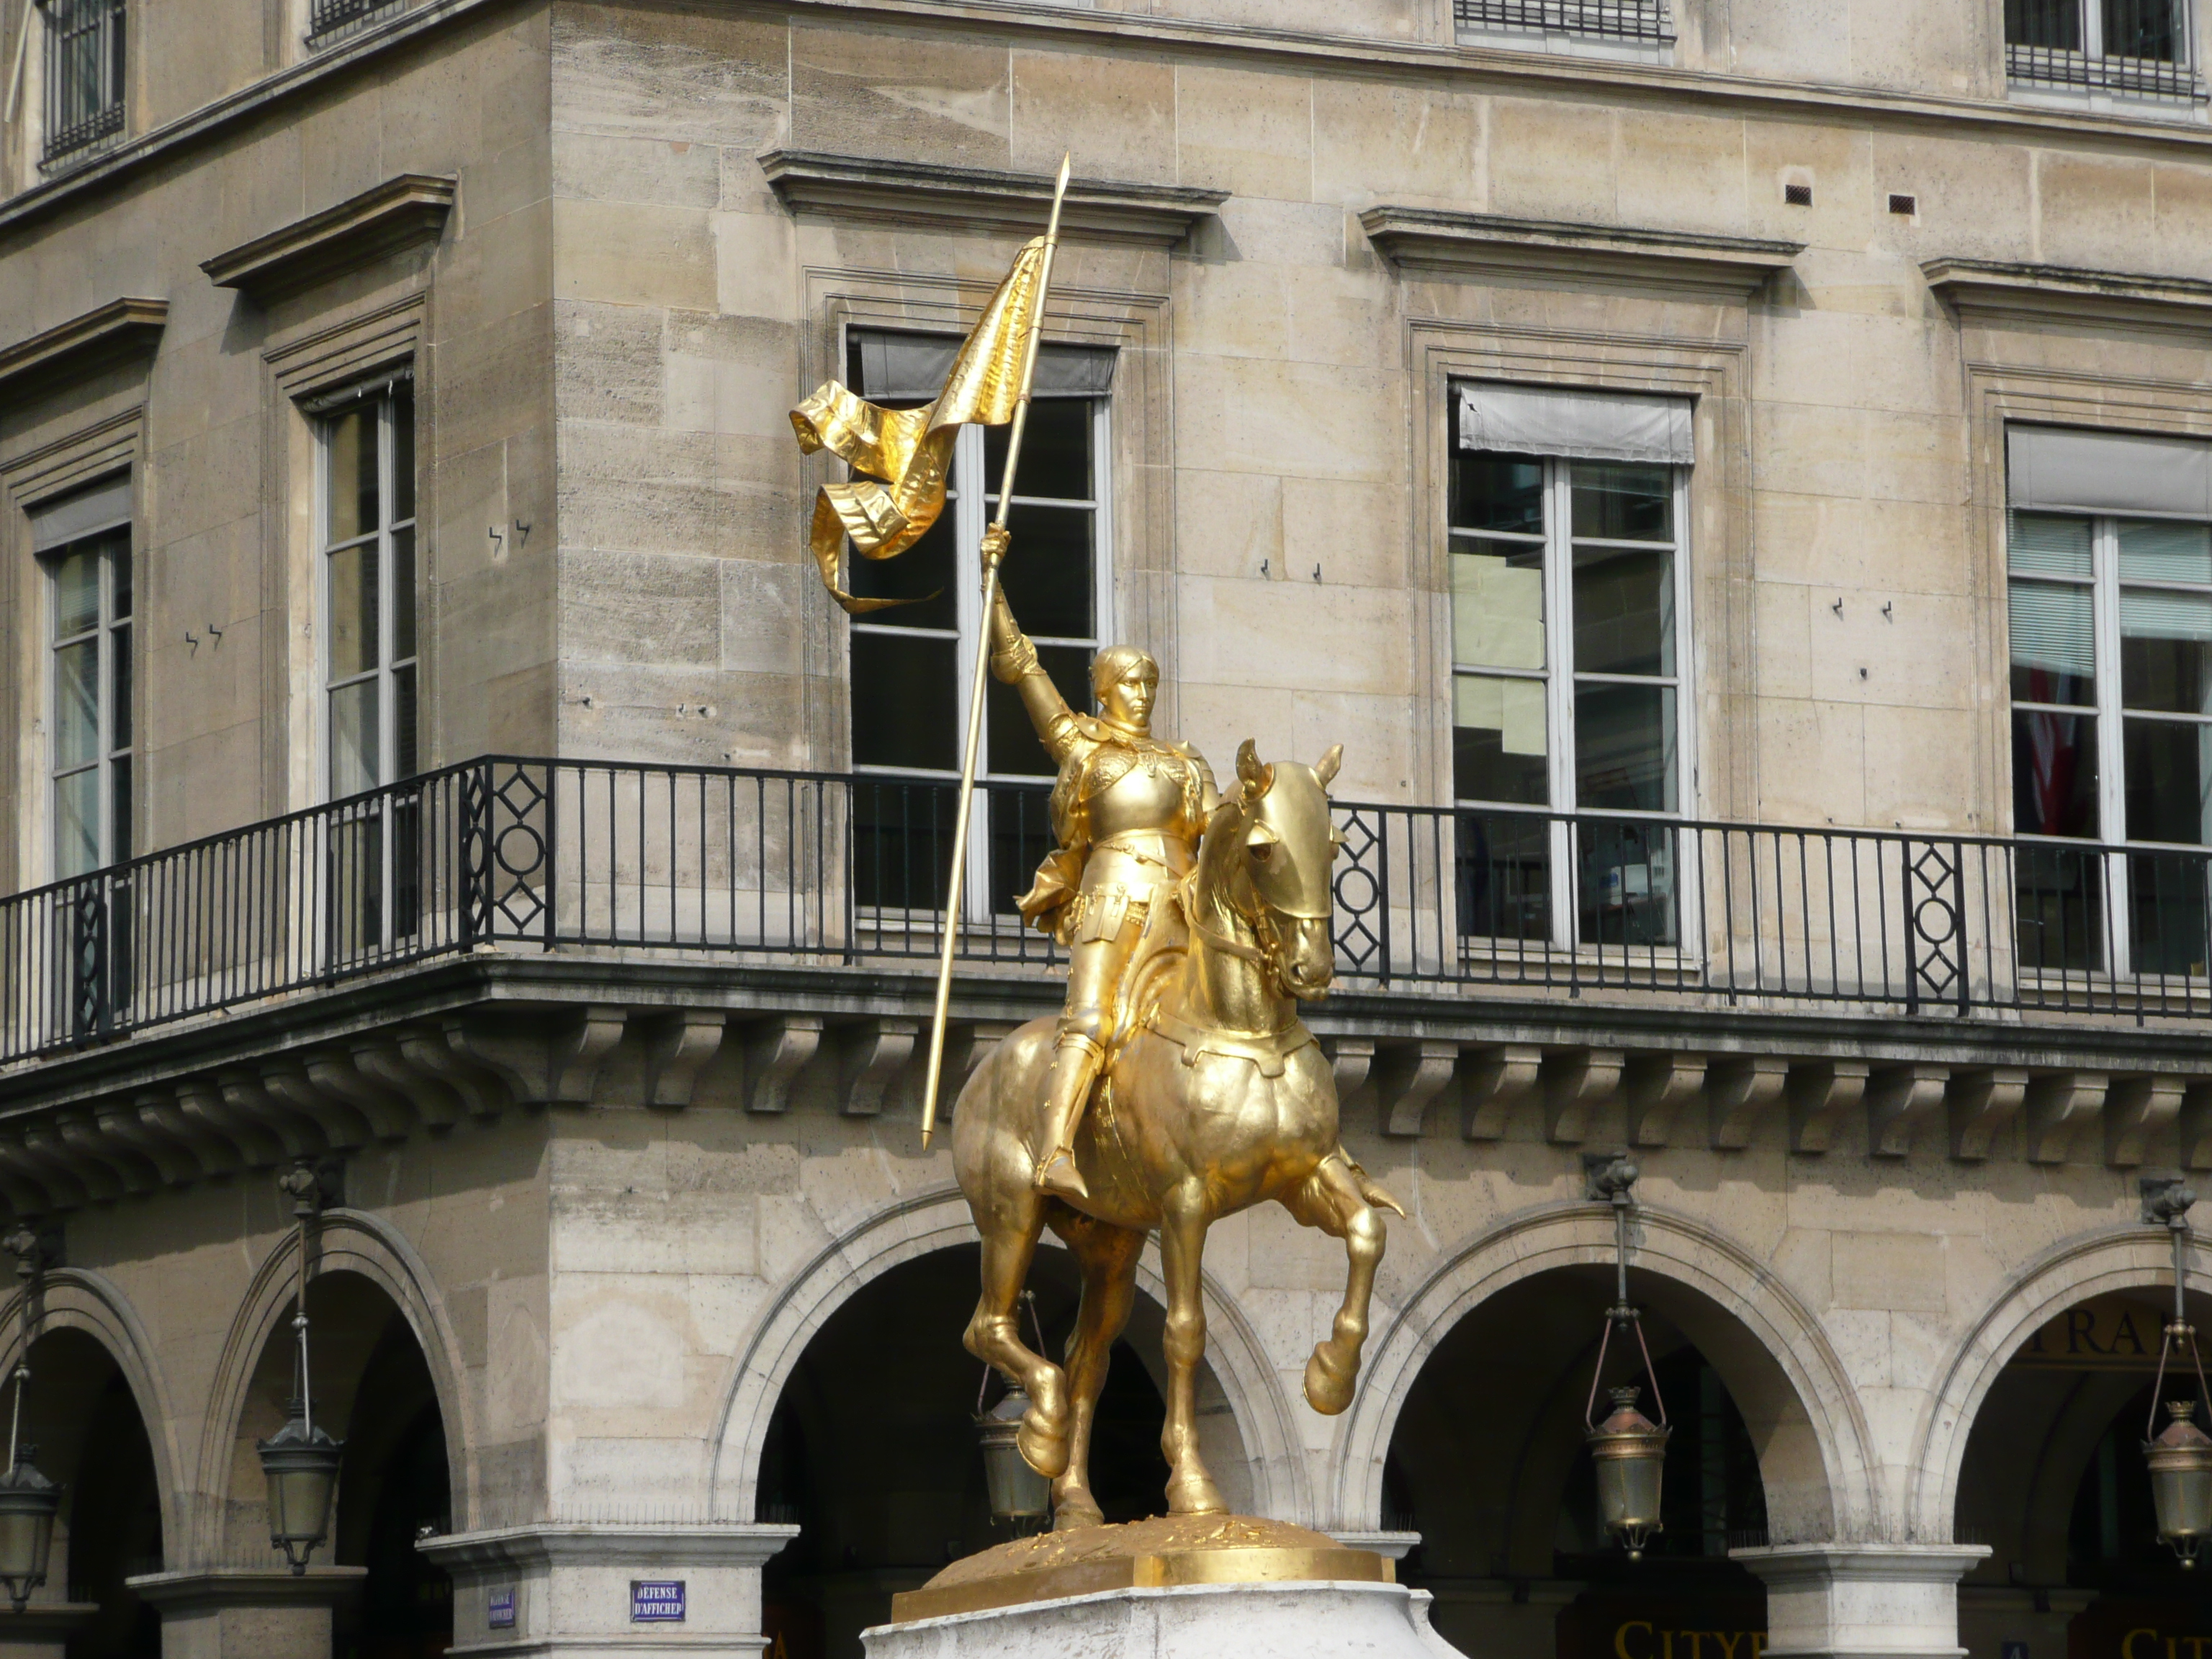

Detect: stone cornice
201,173,455,302
0,297,166,398
1923,256,2212,333
760,150,1224,245
420,1522,802,1573
1361,207,1802,297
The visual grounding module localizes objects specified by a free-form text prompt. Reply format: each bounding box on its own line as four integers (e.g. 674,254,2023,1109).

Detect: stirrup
1034,1148,1091,1201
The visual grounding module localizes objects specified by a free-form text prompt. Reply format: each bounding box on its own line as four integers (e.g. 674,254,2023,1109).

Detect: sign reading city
486,1586,516,1630
631,1581,685,1624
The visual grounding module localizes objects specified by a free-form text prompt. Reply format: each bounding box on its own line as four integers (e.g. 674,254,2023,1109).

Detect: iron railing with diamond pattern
1455,0,1674,41
6,757,2212,1065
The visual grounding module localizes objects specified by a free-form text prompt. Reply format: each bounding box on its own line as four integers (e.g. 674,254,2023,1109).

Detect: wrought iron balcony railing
2006,41,2208,99
4,757,2209,1065
1455,0,1674,42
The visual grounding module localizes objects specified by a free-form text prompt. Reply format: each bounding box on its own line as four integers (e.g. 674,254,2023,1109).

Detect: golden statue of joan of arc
981,523,1216,1200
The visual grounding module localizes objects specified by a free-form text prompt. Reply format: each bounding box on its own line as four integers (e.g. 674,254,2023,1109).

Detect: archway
1381,1261,1799,1659
1953,1287,2212,1659
230,1269,454,1656
752,1241,1252,1659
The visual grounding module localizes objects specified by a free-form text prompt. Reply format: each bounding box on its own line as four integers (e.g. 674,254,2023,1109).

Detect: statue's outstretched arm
984,527,1080,760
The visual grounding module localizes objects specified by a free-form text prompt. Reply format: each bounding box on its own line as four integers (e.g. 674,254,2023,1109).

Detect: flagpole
919,153,1073,1150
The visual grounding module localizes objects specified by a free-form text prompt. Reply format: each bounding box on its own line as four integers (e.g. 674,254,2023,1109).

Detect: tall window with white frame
317,376,418,951
2008,425,2212,981
1448,382,1692,951
840,328,1114,926
40,482,132,880
38,0,125,162
2005,0,2198,97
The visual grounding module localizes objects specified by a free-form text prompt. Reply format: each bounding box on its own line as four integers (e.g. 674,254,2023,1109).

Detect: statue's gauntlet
988,592,1039,683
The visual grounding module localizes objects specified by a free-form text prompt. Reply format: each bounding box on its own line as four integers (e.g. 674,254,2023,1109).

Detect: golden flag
790,236,1051,613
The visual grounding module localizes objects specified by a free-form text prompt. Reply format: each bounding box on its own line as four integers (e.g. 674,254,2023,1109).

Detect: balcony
1454,0,1674,43
4,756,2211,1073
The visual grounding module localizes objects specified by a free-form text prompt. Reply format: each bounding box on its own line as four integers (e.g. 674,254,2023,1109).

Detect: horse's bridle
1183,799,1328,995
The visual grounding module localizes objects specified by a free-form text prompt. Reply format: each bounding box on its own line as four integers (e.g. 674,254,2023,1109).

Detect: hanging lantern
1583,1154,1671,1560
258,1401,344,1574
0,1446,57,1613
975,1388,1051,1527
2144,1177,2212,1568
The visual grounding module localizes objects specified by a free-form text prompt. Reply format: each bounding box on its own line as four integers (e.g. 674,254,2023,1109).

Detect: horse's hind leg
963,1190,1072,1479
1044,1207,1146,1530
1284,1154,1387,1416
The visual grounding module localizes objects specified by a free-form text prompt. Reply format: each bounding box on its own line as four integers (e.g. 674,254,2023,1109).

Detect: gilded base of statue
867,1519,1458,1658
889,1515,1389,1622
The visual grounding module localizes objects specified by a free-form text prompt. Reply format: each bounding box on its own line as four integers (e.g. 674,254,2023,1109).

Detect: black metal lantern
976,1387,1052,1527
0,1442,58,1613
257,1395,343,1573
1584,1155,1671,1560
2143,1177,2212,1568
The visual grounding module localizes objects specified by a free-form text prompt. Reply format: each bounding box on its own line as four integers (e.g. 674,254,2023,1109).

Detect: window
37,479,132,879
2008,425,2212,978
307,0,400,45
1449,382,1693,949
319,377,418,800
38,0,122,162
2005,0,2202,99
842,329,1115,920
1455,0,1673,43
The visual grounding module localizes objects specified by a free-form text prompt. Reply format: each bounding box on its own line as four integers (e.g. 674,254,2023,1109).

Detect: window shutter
1456,382,1694,467
2007,426,2212,520
30,475,130,552
847,329,1117,402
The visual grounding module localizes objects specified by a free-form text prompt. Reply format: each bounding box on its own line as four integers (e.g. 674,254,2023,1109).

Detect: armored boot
1033,1035,1103,1202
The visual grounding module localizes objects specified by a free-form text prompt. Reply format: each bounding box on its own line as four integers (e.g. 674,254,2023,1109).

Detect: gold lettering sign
2013,1294,2172,1371
1612,1620,1767,1659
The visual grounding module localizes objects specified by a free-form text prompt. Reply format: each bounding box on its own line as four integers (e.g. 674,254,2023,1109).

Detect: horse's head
1231,738,1345,1001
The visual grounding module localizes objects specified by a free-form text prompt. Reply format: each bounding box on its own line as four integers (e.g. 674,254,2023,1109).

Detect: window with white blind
1449,382,1694,950
2008,424,2212,976
37,477,132,879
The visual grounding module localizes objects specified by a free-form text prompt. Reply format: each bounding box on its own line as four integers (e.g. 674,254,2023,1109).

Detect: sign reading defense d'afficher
631,1581,685,1623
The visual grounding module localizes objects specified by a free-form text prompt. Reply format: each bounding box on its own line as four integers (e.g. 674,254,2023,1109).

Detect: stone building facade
3,0,2212,1656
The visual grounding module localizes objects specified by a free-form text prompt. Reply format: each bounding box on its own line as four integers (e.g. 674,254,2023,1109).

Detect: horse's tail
1335,1146,1407,1218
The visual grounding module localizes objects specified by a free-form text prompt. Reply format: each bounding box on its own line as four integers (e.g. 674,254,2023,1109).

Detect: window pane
2008,512,2092,578
2105,0,2176,58
110,753,130,866
1570,463,1673,543
2126,718,2212,845
850,631,958,771
2013,709,2099,837
845,512,956,633
53,768,98,880
1450,545,1545,671
990,646,1090,777
1456,810,1550,941
328,544,379,680
109,620,130,750
1449,454,1546,535
392,527,417,663
1574,682,1677,812
54,639,99,768
394,663,418,780
1573,546,1674,677
53,546,99,639
2010,580,2096,705
2118,519,2212,585
997,504,1094,640
1578,819,1678,948
1453,674,1549,804
109,534,131,620
2121,588,2212,714
2130,850,2210,976
2016,842,2103,973
326,406,378,542
2006,0,2082,47
392,382,415,523
984,399,1090,503
329,680,380,797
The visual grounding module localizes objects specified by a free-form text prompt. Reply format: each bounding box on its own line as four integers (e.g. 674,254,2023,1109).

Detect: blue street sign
487,1586,516,1630
631,1581,686,1623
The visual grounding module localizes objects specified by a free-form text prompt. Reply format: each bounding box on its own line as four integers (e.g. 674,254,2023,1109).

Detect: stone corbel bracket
1359,207,1802,299
0,297,166,402
201,173,456,304
758,150,1226,247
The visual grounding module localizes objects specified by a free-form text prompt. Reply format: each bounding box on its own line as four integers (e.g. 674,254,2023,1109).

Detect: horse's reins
1183,800,1326,992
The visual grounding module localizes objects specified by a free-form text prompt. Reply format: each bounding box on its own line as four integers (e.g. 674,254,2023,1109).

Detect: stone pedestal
865,1579,1466,1658
418,1521,799,1658
125,1568,365,1659
1732,1545,1992,1659
0,1603,99,1659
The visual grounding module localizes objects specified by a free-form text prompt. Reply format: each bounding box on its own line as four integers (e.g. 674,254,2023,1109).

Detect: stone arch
1910,1223,2197,1540
708,1187,1311,1522
1329,1200,1875,1540
0,1267,185,1557
192,1208,475,1561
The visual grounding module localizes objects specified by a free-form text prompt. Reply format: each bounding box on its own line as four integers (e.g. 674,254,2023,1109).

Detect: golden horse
952,740,1405,1526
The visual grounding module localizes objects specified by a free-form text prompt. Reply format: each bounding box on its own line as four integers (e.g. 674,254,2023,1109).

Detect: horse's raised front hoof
1017,1411,1071,1480
1051,1491,1105,1532
1165,1471,1227,1516
1303,1344,1359,1416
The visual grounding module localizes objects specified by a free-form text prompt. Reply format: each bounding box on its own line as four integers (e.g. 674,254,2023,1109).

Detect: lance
919,153,1073,1150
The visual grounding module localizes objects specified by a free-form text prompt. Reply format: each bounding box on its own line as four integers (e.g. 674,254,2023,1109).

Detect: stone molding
0,297,166,400
202,174,455,303
1362,207,1802,296
1925,256,2212,333
1730,1542,1993,1583
420,1521,802,1570
125,1567,368,1609
760,150,1225,246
